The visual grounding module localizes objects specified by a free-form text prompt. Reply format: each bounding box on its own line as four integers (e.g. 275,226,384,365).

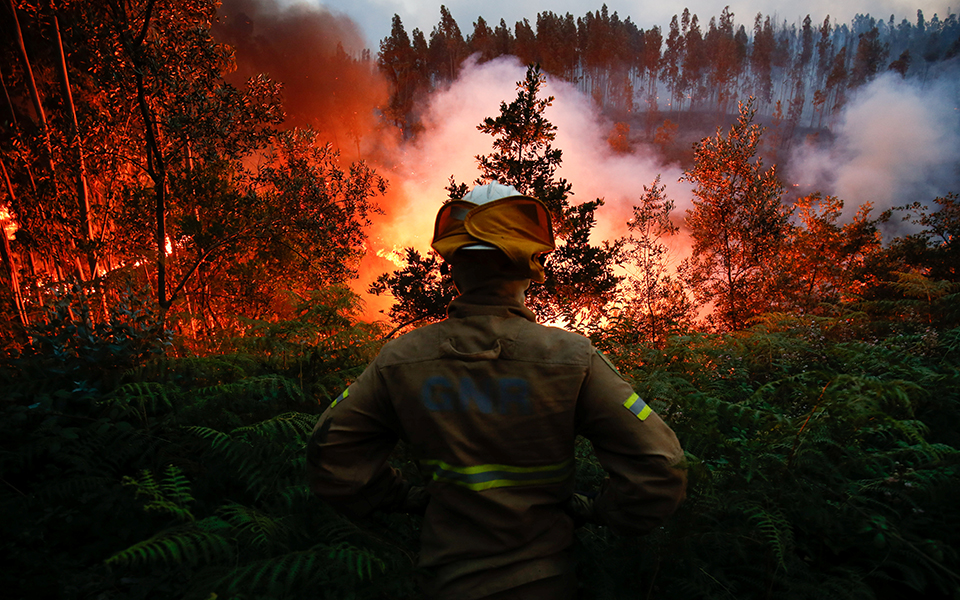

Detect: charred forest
0,1,958,599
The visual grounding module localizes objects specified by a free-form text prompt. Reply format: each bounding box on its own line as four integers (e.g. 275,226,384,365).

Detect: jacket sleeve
574,350,687,535
306,359,409,518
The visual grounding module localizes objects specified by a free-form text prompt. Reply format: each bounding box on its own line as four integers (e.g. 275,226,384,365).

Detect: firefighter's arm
306,362,412,518
572,351,687,535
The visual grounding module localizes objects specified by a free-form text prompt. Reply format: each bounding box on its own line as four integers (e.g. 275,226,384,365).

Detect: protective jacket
306,282,686,599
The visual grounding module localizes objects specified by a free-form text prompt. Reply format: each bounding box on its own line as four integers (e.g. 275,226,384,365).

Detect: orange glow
0,207,16,240
375,245,406,268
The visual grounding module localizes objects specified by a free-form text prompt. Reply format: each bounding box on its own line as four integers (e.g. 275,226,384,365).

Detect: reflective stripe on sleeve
421,458,574,492
330,388,349,408
623,392,652,421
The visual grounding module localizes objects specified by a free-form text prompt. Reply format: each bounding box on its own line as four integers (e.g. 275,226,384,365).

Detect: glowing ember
0,207,16,240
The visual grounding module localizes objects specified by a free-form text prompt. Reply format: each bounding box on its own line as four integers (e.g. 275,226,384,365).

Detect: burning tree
618,176,693,344
680,98,791,331
0,0,386,342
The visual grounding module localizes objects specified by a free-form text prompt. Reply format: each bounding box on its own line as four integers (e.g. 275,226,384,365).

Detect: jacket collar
446,280,537,323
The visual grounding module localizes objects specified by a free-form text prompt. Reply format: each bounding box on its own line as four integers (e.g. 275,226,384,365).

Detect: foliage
615,175,695,346
368,248,455,332
577,315,960,599
0,0,384,341
0,284,415,600
681,98,791,331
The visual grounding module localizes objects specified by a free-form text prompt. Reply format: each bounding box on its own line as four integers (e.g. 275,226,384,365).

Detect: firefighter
306,183,686,599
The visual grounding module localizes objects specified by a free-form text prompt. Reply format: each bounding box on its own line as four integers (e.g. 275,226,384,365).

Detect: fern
219,502,290,551
740,501,795,571
326,541,387,580
105,518,234,568
231,411,317,442
122,464,196,522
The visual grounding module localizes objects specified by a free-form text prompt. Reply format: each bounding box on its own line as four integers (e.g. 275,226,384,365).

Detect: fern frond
326,542,387,580
219,503,290,551
35,475,117,501
122,465,195,522
231,411,316,443
105,520,234,568
741,502,794,571
213,549,331,596
104,382,174,416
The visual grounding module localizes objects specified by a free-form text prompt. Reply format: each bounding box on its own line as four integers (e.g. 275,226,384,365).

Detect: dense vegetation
1,1,958,599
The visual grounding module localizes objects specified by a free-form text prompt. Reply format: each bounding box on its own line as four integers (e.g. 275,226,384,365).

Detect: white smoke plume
788,71,960,228
370,55,689,261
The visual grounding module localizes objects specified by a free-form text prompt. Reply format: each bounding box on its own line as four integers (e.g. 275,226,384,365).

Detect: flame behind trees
372,65,622,332
0,0,385,337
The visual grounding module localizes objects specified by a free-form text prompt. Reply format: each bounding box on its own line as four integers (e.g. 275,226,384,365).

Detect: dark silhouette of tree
751,14,775,107
661,14,683,114
888,49,911,77
705,7,742,115
680,14,705,110
468,16,496,63
850,27,887,87
379,15,420,132
428,5,467,83
369,248,454,333
640,25,662,101
536,12,578,81
492,18,515,56
513,18,537,66
825,46,848,116
475,65,571,219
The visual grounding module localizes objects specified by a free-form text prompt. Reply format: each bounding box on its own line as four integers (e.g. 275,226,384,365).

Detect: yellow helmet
431,183,555,282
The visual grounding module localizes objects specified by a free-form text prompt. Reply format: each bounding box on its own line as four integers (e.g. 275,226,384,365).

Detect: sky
282,0,955,49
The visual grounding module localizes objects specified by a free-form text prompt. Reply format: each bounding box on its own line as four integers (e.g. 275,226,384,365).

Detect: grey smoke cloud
788,71,960,223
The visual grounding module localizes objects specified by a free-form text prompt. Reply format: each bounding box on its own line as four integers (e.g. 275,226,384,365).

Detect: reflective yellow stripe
330,387,349,408
421,459,574,492
623,392,652,421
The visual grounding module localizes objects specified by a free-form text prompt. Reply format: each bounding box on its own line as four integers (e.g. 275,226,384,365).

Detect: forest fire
1,2,959,599
0,0,957,331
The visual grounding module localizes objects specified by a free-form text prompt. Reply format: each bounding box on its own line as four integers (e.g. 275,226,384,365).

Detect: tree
375,65,621,332
474,65,621,328
467,16,496,63
0,0,387,342
619,176,693,344
475,65,571,220
378,15,418,131
680,98,791,331
368,248,454,335
779,194,884,311
661,15,683,114
427,5,467,83
850,27,887,87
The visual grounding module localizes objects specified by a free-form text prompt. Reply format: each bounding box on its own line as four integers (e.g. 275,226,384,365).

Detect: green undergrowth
1,291,958,599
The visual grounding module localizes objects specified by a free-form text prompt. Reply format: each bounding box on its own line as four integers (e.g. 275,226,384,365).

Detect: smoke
368,55,690,270
214,0,388,155
788,72,960,227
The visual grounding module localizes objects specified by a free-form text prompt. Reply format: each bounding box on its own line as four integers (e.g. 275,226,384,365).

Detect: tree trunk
8,0,59,185
0,156,28,327
52,4,97,278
